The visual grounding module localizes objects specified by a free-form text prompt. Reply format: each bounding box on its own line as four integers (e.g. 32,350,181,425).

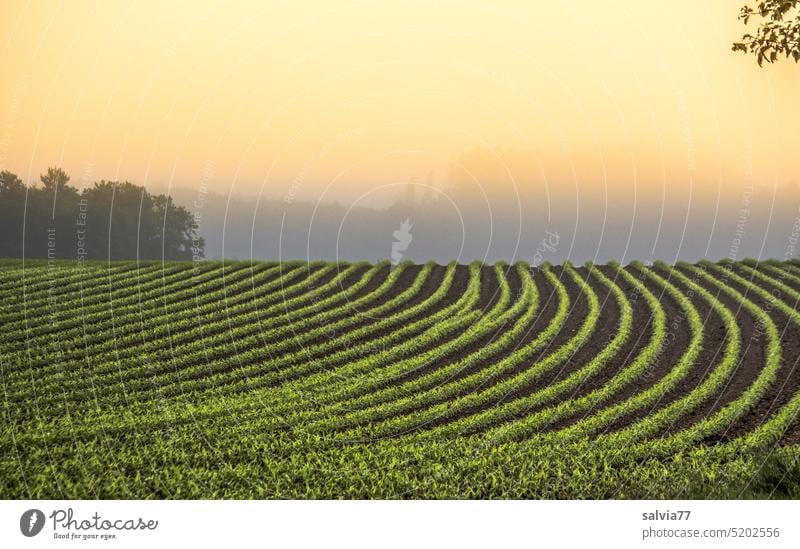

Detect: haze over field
1,0,799,262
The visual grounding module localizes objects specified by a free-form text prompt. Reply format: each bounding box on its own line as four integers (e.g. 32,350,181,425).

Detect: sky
1,0,799,209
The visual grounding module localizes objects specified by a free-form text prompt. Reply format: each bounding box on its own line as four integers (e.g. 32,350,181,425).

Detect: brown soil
651,264,766,439
693,265,800,444
397,265,589,431
592,264,730,435
266,263,462,387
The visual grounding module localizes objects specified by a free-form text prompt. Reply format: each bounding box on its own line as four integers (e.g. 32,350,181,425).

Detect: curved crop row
599,261,742,447
3,258,800,500
0,261,245,350
5,262,368,403
1,261,306,383
510,261,701,445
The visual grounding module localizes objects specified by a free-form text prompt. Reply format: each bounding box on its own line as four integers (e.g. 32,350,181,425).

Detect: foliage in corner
733,1,800,65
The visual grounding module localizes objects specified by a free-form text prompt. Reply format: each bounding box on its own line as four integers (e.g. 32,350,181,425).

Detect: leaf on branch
733,0,800,64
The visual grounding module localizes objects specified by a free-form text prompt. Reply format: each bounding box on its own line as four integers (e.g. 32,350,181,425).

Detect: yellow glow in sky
1,0,798,205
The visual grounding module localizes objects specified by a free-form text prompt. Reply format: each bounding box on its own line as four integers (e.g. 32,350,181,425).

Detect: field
2,258,800,499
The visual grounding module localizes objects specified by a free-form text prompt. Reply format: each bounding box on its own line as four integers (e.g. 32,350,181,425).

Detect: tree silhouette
0,168,204,260
0,171,26,258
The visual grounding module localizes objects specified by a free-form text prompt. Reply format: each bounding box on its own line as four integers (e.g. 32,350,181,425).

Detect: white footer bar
2,500,797,548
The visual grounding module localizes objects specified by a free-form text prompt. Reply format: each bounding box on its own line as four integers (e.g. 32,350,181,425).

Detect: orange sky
1,0,798,206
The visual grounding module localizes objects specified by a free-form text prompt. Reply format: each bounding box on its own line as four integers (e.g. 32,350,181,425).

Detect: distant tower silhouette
423,169,435,204
404,176,417,206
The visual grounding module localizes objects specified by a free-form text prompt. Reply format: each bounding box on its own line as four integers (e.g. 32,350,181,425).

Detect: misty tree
40,166,70,192
733,1,800,65
0,168,204,260
80,180,205,260
0,171,26,257
38,167,82,259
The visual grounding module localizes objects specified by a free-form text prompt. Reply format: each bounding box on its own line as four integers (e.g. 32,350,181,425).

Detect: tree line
0,167,204,260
